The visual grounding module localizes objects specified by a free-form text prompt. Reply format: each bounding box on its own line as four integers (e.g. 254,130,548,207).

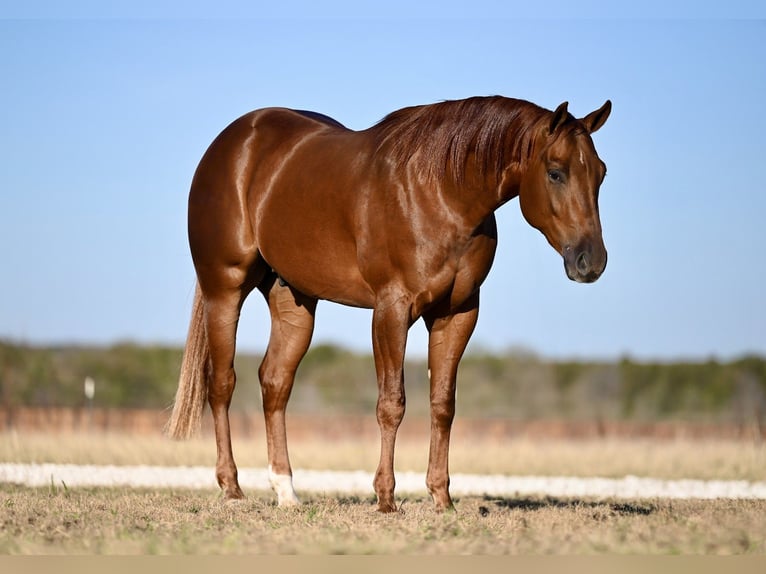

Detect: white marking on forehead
579,149,585,166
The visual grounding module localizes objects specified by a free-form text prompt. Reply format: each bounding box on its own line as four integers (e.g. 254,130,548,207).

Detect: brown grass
1,484,764,554
2,429,765,555
1,430,764,481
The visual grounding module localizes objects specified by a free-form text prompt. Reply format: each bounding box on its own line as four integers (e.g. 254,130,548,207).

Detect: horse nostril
576,252,590,274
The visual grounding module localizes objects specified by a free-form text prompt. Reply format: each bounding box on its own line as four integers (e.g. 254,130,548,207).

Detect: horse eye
548,169,564,184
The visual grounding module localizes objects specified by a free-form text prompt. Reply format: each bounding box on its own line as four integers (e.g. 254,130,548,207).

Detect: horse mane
371,96,550,185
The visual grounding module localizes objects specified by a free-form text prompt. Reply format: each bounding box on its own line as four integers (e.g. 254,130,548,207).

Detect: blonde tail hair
165,285,209,439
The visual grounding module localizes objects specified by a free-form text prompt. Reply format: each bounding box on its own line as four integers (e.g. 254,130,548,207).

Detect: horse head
517,100,612,283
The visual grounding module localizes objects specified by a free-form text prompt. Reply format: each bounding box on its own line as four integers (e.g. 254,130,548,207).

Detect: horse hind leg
198,256,268,501
201,285,252,501
257,275,317,506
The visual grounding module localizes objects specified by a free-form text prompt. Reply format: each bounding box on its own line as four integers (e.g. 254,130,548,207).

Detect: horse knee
430,389,456,429
376,391,406,428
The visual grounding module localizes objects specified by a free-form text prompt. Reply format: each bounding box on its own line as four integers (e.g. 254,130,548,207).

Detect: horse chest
401,231,497,317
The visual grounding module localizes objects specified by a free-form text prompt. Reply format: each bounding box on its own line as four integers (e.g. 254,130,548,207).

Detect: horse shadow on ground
331,494,656,517
478,495,656,516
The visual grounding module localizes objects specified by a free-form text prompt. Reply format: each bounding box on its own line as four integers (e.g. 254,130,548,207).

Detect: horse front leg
423,292,480,511
371,296,411,513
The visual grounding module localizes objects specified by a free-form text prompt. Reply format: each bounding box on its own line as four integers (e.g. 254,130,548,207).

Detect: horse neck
452,110,546,225
436,162,505,231
441,137,536,230
372,98,546,230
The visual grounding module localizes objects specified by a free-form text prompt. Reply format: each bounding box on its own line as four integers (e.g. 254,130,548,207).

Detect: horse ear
582,100,612,133
549,101,569,134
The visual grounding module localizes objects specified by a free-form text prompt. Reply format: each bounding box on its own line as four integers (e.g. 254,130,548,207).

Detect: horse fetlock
426,476,453,508
269,465,301,506
427,487,454,512
216,466,243,499
373,472,397,511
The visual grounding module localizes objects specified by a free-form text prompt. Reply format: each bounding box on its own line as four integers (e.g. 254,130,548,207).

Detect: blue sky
1,3,765,360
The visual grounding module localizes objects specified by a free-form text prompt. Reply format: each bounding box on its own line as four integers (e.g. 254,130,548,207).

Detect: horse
165,96,612,512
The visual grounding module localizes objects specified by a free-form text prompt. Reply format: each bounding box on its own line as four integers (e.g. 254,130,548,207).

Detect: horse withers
166,96,612,512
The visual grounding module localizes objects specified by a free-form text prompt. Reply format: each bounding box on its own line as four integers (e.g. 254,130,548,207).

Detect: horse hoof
376,501,398,513
430,497,456,513
436,503,456,513
222,487,245,502
277,496,301,508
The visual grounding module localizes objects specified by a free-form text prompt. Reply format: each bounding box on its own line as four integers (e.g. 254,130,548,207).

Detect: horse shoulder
448,215,498,309
404,215,498,318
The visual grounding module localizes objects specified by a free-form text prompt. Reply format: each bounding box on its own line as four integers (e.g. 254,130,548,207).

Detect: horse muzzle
563,241,607,284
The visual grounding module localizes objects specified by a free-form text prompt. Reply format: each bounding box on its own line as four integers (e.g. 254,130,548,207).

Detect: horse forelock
372,97,548,185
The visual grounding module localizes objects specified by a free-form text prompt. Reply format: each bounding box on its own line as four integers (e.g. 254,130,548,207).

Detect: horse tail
165,284,209,439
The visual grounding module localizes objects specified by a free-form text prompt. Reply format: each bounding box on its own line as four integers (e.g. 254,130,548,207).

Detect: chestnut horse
166,96,611,512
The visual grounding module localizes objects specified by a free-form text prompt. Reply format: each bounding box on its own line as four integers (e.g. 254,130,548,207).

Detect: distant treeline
1,340,765,425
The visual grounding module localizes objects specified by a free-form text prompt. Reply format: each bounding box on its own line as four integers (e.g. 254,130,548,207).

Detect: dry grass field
1,485,765,554
1,427,765,554
1,429,764,481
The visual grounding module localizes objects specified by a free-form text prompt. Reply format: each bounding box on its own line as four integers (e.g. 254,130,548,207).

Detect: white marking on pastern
268,464,301,506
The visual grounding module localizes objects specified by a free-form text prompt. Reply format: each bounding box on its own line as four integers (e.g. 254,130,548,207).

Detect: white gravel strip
2,463,766,500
